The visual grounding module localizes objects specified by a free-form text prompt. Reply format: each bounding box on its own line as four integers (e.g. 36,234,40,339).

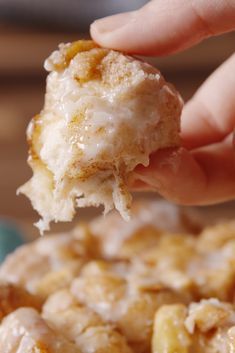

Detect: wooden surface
0,25,234,238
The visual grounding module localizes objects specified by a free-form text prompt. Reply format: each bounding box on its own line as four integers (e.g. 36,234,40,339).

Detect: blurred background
0,0,234,241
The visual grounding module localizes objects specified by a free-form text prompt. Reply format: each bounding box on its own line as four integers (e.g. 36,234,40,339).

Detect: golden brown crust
0,283,42,321
54,40,99,71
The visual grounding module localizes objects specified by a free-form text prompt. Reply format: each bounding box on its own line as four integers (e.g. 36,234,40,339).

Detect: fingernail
91,12,135,34
132,170,164,191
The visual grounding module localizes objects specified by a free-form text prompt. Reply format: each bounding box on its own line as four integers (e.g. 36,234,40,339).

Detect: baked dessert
0,201,235,352
18,40,182,232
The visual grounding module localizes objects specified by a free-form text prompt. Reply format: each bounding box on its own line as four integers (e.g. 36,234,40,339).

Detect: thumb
90,0,235,56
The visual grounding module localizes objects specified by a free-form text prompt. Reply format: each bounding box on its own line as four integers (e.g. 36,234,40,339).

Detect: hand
90,0,235,206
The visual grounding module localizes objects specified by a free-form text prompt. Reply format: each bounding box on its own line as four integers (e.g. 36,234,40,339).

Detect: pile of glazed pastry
0,201,235,353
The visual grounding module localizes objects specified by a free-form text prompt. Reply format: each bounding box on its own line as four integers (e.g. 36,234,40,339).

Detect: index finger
90,0,235,56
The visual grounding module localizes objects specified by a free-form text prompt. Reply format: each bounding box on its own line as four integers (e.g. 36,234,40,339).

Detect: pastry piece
71,261,183,353
90,200,203,259
0,283,42,321
0,308,79,353
152,299,235,353
18,40,182,232
0,224,96,298
42,291,133,353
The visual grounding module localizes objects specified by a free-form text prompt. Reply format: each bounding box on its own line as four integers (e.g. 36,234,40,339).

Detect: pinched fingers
133,134,235,205
91,0,235,55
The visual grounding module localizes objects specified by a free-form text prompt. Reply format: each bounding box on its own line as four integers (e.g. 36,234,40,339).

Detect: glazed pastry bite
0,308,79,353
152,299,235,353
18,40,182,232
0,283,42,321
42,292,134,353
0,225,95,298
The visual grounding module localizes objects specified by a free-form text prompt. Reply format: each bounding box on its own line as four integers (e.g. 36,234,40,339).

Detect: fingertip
90,12,136,49
90,20,104,45
90,21,99,40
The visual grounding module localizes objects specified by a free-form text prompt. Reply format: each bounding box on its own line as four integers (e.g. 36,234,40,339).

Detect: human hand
90,0,235,206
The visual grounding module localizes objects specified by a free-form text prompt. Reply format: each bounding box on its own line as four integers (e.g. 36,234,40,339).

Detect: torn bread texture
18,40,183,233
